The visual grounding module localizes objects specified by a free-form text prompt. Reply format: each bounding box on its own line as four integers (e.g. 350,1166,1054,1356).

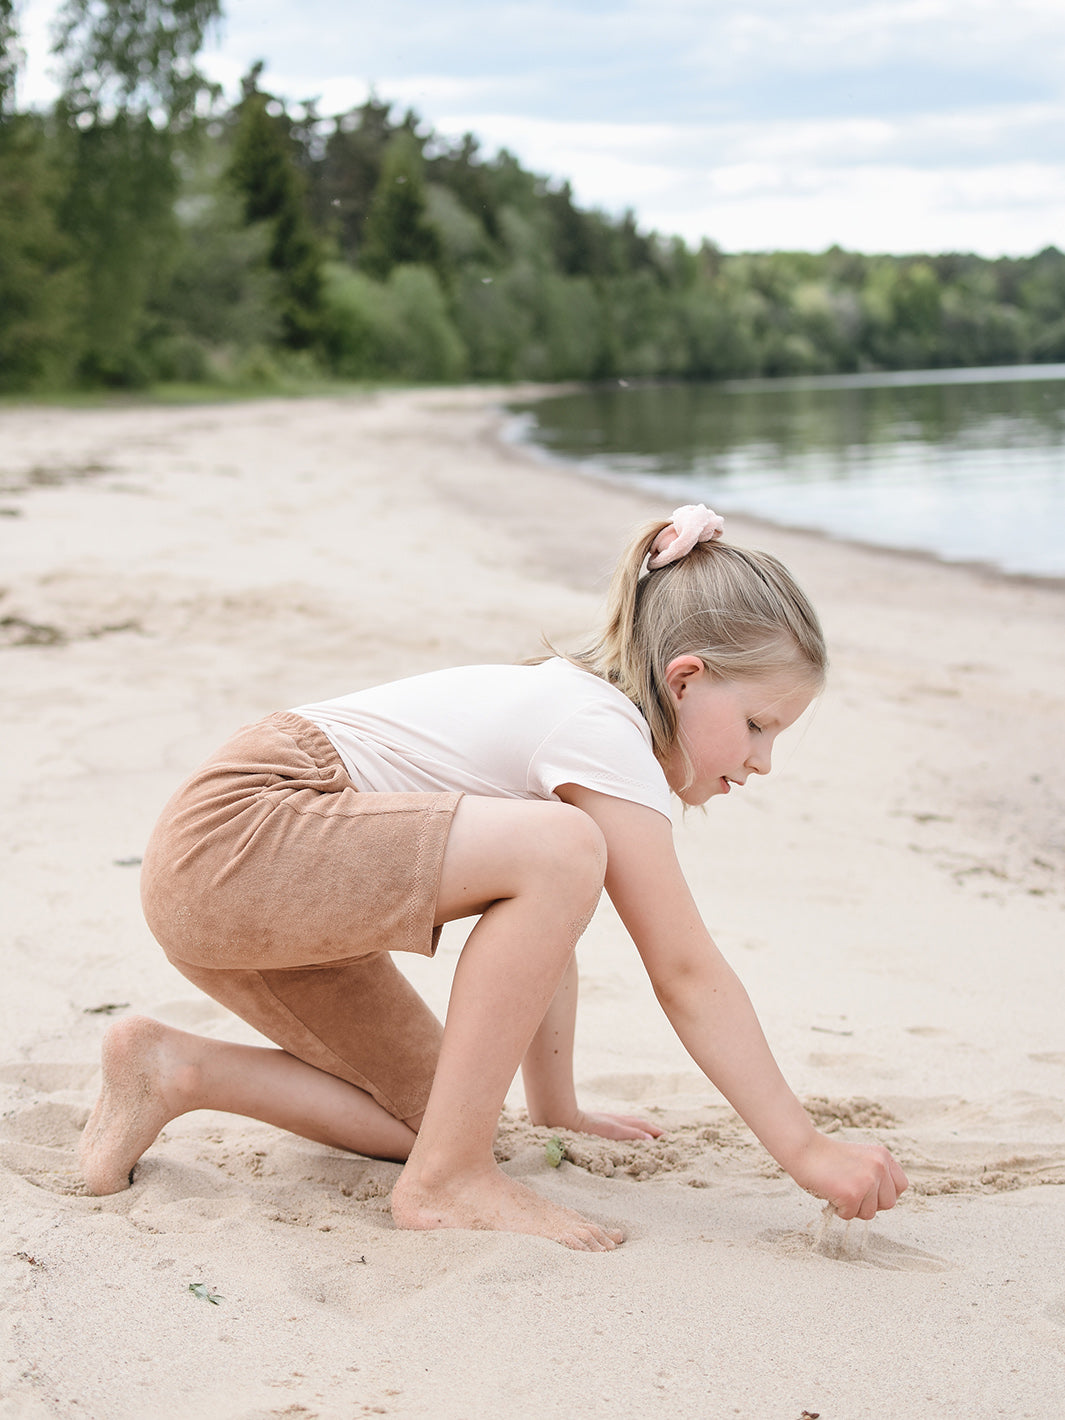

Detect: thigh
434,795,607,925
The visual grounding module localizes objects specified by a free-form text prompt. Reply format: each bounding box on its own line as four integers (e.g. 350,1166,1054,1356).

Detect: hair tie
647,504,725,569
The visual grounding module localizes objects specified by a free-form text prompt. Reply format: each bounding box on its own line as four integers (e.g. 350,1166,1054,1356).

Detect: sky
13,0,1065,257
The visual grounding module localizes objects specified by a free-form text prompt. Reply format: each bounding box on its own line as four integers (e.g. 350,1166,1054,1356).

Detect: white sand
1,387,1064,1419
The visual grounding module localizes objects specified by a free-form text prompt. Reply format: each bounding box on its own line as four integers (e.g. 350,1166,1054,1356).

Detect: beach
1,386,1064,1419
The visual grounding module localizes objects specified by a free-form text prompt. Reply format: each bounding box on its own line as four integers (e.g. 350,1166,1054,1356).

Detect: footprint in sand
0,1100,88,1148
0,1099,89,1195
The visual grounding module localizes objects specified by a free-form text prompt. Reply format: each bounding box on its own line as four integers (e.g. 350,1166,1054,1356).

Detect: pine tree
228,67,325,350
359,132,443,280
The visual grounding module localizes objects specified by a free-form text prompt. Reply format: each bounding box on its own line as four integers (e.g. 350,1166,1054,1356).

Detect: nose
746,741,773,776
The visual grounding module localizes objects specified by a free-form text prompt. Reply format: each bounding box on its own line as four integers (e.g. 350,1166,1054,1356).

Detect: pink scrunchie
647,504,725,569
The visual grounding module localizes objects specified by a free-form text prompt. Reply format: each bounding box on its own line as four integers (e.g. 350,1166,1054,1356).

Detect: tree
307,96,417,261
54,0,221,124
0,115,80,389
1,0,19,118
227,66,326,349
48,0,223,382
359,132,443,280
0,4,80,389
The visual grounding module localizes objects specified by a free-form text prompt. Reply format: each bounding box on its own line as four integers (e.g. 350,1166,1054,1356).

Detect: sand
1,386,1063,1419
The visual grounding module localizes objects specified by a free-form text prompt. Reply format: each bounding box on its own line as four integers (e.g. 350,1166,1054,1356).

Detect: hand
569,1110,664,1143
787,1132,909,1220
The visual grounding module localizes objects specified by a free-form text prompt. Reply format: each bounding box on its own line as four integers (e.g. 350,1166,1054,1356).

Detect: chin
681,786,714,807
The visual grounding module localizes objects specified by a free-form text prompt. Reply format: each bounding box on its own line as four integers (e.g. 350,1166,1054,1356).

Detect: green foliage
425,183,494,268
1,0,20,118
0,115,79,389
227,68,326,351
145,147,282,378
359,134,444,280
56,112,180,383
322,262,465,381
304,97,422,263
42,0,224,386
53,0,222,123
4,54,1065,395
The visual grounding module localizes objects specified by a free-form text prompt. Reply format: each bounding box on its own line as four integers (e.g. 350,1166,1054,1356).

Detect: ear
663,655,705,701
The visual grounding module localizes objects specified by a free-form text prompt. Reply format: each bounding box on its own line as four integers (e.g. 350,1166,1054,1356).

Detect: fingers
797,1135,910,1221
833,1149,908,1220
581,1112,663,1141
857,1189,879,1222
615,1113,665,1138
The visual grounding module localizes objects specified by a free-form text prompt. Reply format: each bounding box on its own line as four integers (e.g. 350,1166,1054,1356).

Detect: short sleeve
528,698,672,819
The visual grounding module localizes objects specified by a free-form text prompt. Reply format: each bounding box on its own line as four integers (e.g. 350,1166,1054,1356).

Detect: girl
80,505,908,1252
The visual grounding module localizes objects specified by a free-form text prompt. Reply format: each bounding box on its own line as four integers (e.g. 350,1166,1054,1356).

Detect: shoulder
532,659,652,745
532,658,644,716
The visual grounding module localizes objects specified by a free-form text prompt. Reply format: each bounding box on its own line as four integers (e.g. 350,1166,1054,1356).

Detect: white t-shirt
294,658,672,820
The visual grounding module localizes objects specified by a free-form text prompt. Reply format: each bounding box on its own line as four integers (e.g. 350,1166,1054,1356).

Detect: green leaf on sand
189,1281,224,1305
545,1136,566,1168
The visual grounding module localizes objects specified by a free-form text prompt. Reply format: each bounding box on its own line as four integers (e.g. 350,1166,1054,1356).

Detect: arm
556,784,908,1220
521,953,663,1141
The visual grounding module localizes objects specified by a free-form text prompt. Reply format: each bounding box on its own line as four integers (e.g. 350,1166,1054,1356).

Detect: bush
321,262,467,381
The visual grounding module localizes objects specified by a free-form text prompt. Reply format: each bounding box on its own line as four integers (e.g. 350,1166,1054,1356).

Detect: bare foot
79,1015,189,1195
391,1160,626,1252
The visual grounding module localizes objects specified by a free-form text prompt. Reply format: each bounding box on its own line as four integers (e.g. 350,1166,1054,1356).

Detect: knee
531,803,607,906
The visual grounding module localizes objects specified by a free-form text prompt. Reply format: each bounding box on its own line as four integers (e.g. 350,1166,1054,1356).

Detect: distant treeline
3,0,1065,392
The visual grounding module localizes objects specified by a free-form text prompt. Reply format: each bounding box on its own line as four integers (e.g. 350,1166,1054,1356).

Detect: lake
506,365,1065,580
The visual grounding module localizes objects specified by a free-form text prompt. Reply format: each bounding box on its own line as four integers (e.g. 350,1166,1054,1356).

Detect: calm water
507,365,1065,579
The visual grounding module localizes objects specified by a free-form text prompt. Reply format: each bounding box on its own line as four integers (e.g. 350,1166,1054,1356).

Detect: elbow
648,953,708,1019
647,944,741,1023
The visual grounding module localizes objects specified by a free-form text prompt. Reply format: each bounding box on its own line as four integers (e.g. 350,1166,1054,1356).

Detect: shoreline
2,387,1064,1419
499,404,1065,596
500,378,1065,587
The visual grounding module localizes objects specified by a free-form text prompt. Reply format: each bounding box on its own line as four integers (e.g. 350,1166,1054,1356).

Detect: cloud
13,0,1065,253
195,0,1065,124
414,104,1065,253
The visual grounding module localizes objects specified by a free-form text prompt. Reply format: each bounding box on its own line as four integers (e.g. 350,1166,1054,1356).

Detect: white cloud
12,0,1065,254
423,106,1065,252
660,163,1065,255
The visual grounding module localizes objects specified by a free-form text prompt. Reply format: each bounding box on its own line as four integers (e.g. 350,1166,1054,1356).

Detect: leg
390,796,622,1251
79,1015,419,1195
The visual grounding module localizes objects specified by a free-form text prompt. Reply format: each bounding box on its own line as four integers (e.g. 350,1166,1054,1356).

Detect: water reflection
509,366,1065,577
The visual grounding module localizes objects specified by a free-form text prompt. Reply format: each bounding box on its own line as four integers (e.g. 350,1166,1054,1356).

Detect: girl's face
662,657,816,807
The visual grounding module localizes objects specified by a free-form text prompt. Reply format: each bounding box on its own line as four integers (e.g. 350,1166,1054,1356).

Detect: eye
747,719,763,734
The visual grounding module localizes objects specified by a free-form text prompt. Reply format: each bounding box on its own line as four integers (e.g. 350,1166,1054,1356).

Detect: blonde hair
565,518,827,773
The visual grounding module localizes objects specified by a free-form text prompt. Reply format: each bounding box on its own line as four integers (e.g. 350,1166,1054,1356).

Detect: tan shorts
140,711,462,1124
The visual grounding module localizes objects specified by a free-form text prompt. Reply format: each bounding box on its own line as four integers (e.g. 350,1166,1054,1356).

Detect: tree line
3,0,1065,394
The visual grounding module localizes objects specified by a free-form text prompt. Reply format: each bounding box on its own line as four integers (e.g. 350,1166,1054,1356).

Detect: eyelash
747,719,763,734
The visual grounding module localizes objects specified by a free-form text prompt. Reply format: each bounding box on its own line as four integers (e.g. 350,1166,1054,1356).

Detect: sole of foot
79,1015,181,1195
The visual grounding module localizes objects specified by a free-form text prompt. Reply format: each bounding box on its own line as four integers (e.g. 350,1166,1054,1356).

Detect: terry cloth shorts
140,711,462,1125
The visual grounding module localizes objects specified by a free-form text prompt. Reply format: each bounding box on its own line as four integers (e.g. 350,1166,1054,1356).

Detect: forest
3,0,1065,394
